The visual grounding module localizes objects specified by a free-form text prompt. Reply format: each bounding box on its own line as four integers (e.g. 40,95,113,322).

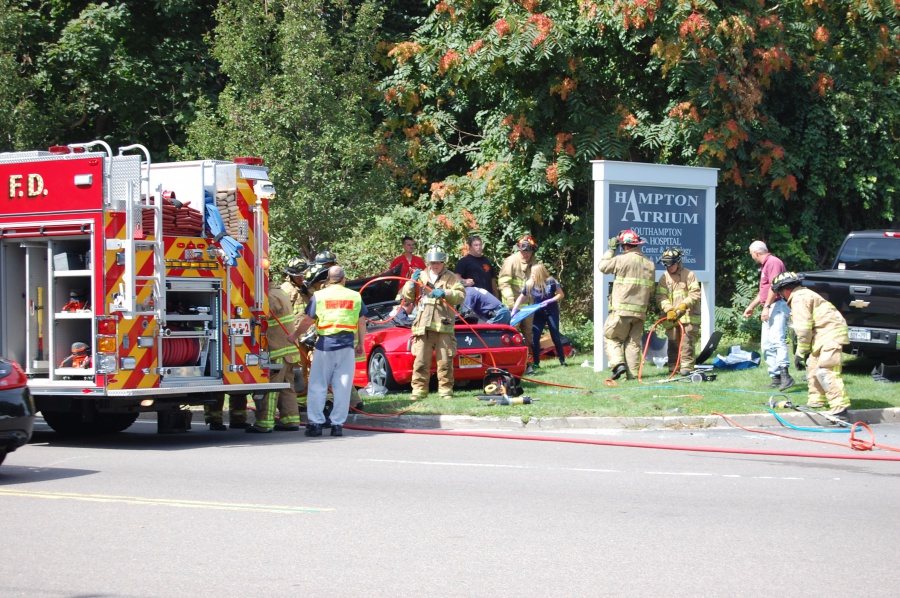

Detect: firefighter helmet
283,256,308,277
516,235,537,252
659,247,684,266
771,271,802,292
425,244,447,263
617,229,645,245
315,250,337,266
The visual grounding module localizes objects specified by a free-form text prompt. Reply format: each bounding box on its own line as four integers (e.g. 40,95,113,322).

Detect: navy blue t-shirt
521,279,561,315
305,295,368,351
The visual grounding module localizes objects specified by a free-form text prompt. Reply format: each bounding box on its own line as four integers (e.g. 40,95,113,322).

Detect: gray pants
307,347,356,426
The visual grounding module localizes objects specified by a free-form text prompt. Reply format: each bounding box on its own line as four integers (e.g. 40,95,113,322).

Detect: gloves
676,303,688,313
540,298,556,308
666,309,678,321
429,288,445,299
794,354,807,371
511,308,519,317
607,237,619,251
410,269,421,282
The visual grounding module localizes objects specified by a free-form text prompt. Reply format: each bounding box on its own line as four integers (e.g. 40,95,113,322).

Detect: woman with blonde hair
511,264,566,368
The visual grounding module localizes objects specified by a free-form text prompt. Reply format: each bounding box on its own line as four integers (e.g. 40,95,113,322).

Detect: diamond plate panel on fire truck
109,155,141,211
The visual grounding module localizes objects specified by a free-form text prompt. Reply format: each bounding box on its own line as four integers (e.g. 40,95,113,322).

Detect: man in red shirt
390,236,426,279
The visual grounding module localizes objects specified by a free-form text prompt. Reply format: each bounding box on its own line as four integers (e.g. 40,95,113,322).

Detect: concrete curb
345,407,900,431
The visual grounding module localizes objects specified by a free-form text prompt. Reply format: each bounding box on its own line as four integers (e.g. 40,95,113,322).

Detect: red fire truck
0,140,286,434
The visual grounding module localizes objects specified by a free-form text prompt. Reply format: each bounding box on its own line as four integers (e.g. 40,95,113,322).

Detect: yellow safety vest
313,284,362,338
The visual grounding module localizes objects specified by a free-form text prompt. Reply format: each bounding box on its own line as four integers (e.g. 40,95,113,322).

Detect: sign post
592,161,718,372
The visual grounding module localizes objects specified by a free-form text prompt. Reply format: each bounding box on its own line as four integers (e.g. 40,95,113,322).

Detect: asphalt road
1,418,899,597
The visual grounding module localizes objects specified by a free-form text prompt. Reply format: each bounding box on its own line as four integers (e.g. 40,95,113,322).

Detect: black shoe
354,401,364,411
764,376,781,389
829,407,850,422
524,365,536,375
304,423,323,437
330,425,343,437
273,424,301,432
208,422,227,431
778,367,795,392
245,425,272,434
559,362,568,367
229,421,250,429
611,363,627,380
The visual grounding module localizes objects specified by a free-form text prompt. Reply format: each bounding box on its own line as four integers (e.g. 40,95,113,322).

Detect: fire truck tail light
98,337,117,353
259,319,268,333
97,318,117,335
48,145,71,154
97,354,117,372
260,256,270,270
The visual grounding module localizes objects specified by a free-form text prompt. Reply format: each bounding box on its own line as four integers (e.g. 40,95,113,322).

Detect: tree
378,0,900,315
176,0,397,269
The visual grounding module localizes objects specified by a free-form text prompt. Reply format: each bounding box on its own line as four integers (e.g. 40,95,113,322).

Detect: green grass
358,353,900,419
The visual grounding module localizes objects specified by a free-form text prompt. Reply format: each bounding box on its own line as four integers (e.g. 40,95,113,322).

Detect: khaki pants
517,314,534,360
806,343,850,410
411,330,456,396
604,314,644,375
666,322,698,372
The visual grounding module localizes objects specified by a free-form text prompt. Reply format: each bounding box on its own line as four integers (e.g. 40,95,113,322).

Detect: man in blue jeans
741,241,794,391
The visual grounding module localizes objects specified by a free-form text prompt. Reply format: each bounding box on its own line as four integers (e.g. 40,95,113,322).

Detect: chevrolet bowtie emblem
465,336,473,346
849,299,870,309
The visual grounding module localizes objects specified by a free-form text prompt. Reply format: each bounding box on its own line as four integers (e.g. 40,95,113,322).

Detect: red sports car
346,272,528,390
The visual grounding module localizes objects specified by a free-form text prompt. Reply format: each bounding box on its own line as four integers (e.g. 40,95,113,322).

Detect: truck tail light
96,316,119,374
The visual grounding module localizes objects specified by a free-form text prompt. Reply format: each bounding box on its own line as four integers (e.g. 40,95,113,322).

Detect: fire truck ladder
97,144,165,321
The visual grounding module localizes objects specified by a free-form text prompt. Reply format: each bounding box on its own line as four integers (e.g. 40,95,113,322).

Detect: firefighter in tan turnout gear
598,229,656,380
498,235,538,373
655,247,701,374
402,245,465,400
771,271,851,419
247,274,305,433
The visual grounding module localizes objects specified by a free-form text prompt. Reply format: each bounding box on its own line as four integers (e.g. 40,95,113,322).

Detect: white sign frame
592,161,718,372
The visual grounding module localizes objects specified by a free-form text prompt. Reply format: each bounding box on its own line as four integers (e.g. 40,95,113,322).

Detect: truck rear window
836,237,900,273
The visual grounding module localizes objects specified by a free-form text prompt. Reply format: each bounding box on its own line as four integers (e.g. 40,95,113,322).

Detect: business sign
608,183,706,271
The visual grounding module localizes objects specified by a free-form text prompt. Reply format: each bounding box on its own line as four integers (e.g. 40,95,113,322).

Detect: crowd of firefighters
205,229,852,432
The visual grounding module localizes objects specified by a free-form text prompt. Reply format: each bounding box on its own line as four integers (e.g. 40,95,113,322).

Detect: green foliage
175,0,399,262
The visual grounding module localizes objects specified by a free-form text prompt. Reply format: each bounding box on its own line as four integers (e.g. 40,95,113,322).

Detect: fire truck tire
367,348,401,391
41,411,139,435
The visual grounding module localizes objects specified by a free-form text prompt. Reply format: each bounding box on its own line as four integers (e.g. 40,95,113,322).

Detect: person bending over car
402,245,465,400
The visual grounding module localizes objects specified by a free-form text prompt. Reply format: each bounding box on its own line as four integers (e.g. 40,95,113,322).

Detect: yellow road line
0,489,333,514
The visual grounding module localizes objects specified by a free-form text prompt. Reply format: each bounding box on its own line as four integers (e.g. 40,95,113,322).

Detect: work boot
304,423,323,437
611,363,627,380
828,406,850,421
763,375,781,389
208,422,227,431
229,421,250,429
524,364,536,375
330,425,343,437
777,366,795,392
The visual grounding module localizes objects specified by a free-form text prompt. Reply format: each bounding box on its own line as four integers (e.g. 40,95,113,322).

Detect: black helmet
659,247,684,266
771,271,801,292
305,263,328,285
283,256,308,277
315,250,337,266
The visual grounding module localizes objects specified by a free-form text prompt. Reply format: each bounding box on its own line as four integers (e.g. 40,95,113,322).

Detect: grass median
355,353,900,420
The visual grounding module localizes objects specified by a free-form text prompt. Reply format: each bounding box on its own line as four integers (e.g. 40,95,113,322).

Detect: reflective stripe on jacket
598,247,655,319
786,287,848,355
402,268,465,335
267,288,301,362
656,265,701,325
313,284,363,338
498,252,536,307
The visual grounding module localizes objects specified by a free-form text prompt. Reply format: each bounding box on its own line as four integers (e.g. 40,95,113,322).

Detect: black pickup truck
800,230,900,359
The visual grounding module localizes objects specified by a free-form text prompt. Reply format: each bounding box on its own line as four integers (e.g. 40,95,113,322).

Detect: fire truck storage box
53,252,85,271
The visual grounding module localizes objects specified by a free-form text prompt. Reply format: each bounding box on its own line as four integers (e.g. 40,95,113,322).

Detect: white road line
362,458,813,482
